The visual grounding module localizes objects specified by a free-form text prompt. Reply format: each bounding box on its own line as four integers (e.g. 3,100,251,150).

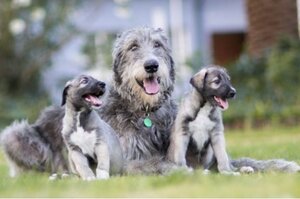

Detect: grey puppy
168,65,300,174
168,66,240,174
61,75,123,180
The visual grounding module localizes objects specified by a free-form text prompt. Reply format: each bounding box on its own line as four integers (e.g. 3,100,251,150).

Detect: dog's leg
210,131,239,175
50,152,69,179
200,144,215,169
69,150,95,181
167,132,190,167
5,155,22,177
94,142,110,180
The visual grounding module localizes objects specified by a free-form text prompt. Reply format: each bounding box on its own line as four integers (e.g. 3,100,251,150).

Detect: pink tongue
214,96,229,110
143,78,160,94
85,95,102,107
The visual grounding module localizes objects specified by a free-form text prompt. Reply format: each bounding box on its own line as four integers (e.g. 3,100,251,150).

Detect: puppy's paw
96,169,109,180
240,166,255,174
202,169,211,175
84,176,96,181
49,173,59,181
61,173,70,178
185,166,194,173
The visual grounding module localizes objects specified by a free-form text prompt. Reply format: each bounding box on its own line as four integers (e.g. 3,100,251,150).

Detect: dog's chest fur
63,111,98,158
70,126,97,157
189,103,220,150
100,93,177,160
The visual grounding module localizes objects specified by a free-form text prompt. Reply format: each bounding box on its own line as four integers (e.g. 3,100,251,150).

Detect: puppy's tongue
143,77,160,95
214,96,228,110
84,95,102,107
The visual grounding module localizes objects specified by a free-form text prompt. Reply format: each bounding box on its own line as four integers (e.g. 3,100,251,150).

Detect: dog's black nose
97,81,106,89
227,89,236,98
144,59,159,73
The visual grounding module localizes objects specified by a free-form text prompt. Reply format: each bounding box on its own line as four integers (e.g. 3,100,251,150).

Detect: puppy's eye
129,44,139,51
154,41,162,48
80,77,89,84
214,79,221,84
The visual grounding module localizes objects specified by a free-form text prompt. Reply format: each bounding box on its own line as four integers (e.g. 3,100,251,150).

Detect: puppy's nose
144,59,159,73
97,81,106,89
227,88,236,98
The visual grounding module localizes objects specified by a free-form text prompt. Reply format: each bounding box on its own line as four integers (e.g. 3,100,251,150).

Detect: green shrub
225,37,300,127
0,94,50,129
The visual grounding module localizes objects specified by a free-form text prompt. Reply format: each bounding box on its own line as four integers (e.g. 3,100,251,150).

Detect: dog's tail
231,157,300,173
1,120,51,176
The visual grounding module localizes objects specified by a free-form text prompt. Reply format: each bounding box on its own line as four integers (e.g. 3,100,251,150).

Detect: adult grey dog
99,27,177,174
61,75,123,180
167,66,300,173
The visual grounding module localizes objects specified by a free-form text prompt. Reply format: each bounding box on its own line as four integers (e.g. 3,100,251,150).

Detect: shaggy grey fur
61,75,123,180
168,66,241,174
99,27,177,174
1,106,67,177
232,158,300,173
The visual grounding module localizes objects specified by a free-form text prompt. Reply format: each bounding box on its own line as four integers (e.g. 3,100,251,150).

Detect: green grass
0,126,300,197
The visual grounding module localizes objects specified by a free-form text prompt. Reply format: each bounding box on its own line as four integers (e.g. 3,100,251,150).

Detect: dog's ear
61,81,71,106
190,68,208,92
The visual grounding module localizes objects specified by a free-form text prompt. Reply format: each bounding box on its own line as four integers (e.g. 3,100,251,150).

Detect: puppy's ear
61,81,71,106
190,68,208,92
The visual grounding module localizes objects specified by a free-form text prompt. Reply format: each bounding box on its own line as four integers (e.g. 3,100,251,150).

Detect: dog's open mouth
214,96,229,110
136,76,161,95
83,93,102,108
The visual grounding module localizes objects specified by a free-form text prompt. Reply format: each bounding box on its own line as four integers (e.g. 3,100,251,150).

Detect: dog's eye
80,77,89,84
129,44,139,51
154,41,162,48
214,79,221,84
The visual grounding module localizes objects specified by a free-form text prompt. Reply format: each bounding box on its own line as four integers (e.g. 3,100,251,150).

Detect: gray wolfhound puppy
61,75,123,180
99,27,177,174
168,66,243,174
168,66,300,173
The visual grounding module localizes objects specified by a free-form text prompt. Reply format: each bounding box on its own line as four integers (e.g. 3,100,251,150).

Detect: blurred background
0,0,300,129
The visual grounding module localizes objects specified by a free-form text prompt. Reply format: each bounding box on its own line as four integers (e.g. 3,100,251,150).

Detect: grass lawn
0,126,299,197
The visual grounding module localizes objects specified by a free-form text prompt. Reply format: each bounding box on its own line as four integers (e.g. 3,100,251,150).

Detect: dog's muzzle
214,87,236,111
227,87,236,99
83,81,106,108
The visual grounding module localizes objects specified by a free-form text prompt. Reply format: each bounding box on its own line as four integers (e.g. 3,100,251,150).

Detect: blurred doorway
212,32,245,65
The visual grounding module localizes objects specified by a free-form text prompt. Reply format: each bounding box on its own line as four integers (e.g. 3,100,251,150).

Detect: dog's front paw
202,169,211,175
61,173,70,178
84,176,96,181
49,173,59,181
96,169,109,180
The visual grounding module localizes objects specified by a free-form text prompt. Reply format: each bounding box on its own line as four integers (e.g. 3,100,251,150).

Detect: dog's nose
144,59,159,73
227,88,236,98
97,81,106,89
